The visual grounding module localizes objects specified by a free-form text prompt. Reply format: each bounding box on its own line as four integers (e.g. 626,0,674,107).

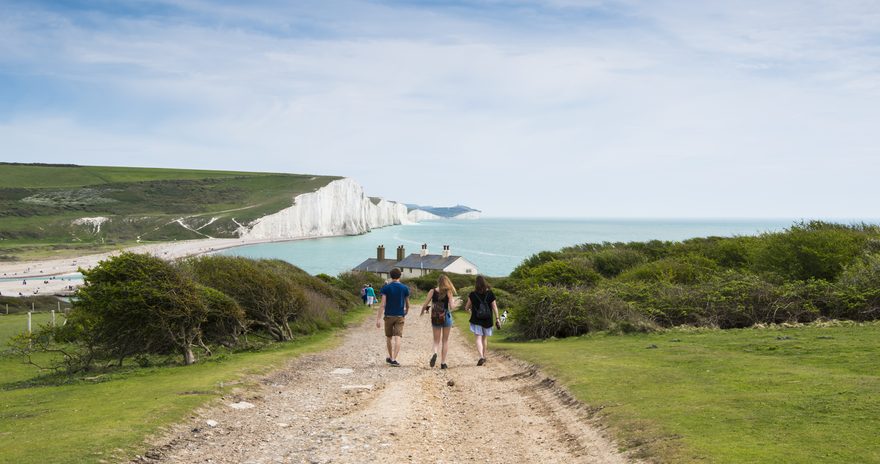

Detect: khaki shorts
384,316,405,337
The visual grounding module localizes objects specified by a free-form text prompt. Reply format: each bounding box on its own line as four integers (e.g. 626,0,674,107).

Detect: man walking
376,268,410,366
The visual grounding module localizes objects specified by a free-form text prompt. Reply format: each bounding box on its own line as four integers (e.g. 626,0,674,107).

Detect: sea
218,218,806,277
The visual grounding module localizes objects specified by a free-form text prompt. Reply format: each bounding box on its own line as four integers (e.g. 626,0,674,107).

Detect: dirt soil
137,311,632,464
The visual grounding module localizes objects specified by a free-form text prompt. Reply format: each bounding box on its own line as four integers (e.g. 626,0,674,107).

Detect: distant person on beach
361,284,368,304
420,274,456,369
365,284,376,306
376,268,410,366
464,275,500,366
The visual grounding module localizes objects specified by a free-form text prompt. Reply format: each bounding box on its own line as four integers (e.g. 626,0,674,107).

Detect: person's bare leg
474,335,484,359
482,336,489,359
392,335,402,361
432,326,441,356
441,326,451,364
385,336,393,359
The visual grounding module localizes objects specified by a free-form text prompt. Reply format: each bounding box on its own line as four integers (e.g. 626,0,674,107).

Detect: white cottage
352,244,479,279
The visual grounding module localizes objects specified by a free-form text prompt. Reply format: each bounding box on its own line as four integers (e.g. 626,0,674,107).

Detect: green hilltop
0,163,340,259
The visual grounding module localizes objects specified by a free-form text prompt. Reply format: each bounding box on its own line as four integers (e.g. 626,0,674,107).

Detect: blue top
380,281,410,316
365,287,375,297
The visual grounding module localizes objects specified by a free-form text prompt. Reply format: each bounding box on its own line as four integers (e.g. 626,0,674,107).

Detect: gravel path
138,311,631,464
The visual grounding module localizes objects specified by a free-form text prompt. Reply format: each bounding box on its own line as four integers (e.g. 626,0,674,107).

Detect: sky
1,0,878,218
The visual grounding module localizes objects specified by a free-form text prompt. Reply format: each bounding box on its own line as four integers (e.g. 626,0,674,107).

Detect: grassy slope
465,316,880,463
0,164,340,259
0,307,372,464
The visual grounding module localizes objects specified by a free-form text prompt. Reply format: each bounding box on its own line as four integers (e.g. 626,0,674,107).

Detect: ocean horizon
217,217,874,277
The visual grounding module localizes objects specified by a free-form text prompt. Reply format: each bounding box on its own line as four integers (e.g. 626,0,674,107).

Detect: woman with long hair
420,274,456,369
464,275,500,366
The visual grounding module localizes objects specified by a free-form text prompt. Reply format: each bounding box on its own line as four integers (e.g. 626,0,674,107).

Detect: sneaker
440,363,448,370
477,358,486,366
390,360,401,367
430,353,437,368
385,357,392,364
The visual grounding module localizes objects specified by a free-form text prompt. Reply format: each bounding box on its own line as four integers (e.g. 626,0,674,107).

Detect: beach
0,237,304,297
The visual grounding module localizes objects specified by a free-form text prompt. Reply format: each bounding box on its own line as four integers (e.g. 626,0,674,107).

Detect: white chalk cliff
239,178,411,240
452,211,482,220
407,209,442,222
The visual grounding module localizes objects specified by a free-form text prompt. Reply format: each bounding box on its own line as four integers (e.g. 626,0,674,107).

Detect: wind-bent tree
185,256,307,341
74,252,208,365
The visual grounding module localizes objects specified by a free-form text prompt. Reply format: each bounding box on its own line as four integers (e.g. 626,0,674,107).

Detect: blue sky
1,0,878,218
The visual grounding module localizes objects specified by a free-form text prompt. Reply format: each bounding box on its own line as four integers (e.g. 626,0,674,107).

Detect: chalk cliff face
240,178,410,240
452,211,482,220
407,209,442,222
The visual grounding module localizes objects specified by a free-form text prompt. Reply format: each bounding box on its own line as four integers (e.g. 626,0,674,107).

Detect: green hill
0,163,339,260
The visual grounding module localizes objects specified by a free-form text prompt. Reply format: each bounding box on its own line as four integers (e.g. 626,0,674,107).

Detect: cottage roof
352,258,399,273
395,253,461,271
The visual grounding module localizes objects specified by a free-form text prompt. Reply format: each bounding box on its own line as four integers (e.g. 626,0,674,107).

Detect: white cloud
1,1,878,218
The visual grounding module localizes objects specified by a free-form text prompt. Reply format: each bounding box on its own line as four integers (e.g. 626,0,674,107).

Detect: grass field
457,312,880,463
0,163,340,259
0,307,372,464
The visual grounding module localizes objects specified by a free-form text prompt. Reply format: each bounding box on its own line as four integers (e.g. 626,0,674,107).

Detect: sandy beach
0,237,297,298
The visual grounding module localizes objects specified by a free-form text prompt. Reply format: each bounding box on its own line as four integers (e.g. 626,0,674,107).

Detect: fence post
28,311,32,334
5,303,7,315
52,310,56,327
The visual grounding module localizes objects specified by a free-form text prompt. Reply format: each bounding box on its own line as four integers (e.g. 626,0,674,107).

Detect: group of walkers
373,268,501,368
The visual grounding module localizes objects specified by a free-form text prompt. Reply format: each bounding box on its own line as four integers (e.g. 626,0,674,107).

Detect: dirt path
139,311,631,464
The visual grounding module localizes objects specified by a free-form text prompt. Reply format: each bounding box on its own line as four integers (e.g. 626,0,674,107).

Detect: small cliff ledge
240,178,410,240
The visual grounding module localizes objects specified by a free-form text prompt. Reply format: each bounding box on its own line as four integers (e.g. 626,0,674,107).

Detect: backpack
474,292,492,320
430,289,447,325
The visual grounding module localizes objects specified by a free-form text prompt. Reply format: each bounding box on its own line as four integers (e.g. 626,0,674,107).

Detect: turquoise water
219,218,801,277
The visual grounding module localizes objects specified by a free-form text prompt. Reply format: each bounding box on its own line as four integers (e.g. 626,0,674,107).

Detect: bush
618,255,718,285
198,285,247,348
512,285,653,339
833,253,880,320
589,248,647,278
333,271,387,298
751,221,869,281
185,256,307,342
509,251,562,279
73,252,208,365
521,260,601,287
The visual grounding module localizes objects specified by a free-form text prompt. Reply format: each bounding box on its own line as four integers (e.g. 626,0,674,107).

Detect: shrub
73,252,208,365
198,285,247,348
333,271,387,297
590,248,647,277
512,285,653,339
618,255,718,285
509,251,562,279
833,253,880,320
522,260,601,287
185,256,307,341
751,221,868,281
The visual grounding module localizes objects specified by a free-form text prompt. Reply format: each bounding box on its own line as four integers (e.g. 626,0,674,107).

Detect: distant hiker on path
361,284,368,305
420,274,456,369
376,268,410,366
365,284,376,307
464,275,500,366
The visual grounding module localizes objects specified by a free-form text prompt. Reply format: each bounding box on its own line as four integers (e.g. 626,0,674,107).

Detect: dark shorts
384,316,405,337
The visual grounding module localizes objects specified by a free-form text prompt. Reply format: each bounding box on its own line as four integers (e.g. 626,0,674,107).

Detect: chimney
442,245,450,259
420,243,428,257
397,245,405,262
377,245,385,261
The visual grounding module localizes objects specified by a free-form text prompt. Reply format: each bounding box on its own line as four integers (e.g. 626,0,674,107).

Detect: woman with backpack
420,274,456,369
464,275,500,366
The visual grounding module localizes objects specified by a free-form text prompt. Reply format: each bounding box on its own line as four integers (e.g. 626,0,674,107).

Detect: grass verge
471,318,880,463
0,307,372,464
